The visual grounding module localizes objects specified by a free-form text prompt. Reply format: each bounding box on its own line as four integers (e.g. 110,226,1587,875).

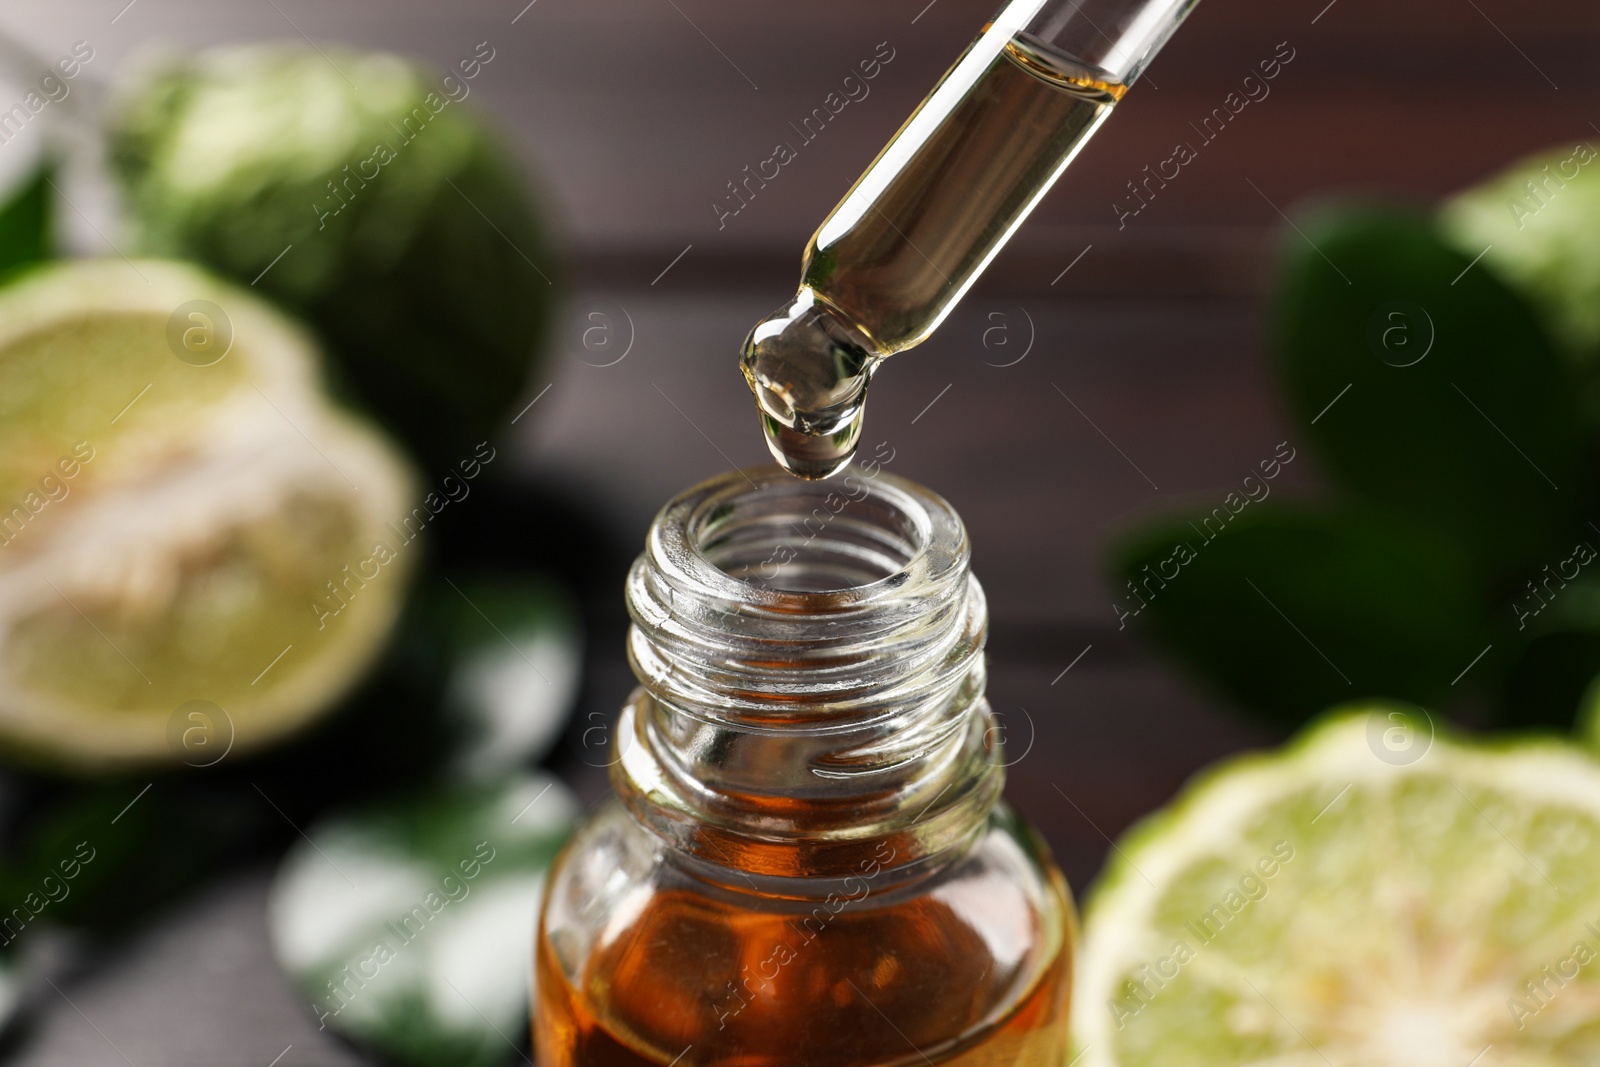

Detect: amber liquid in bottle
536,865,1073,1067
742,32,1126,478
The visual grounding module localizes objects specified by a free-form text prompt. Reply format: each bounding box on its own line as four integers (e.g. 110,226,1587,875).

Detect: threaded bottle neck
615,466,1002,889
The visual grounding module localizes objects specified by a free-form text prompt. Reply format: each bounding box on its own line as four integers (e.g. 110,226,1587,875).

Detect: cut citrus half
0,259,417,769
1073,708,1600,1065
0,258,320,511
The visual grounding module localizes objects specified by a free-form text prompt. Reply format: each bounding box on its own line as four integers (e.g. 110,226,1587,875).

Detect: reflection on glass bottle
535,468,1075,1066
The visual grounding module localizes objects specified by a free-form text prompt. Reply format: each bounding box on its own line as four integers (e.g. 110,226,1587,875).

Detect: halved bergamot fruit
0,259,417,770
1073,708,1600,1065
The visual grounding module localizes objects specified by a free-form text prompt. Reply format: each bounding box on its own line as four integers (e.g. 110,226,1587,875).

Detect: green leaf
242,567,583,818
8,777,267,933
1501,572,1600,729
1273,202,1590,574
1578,672,1600,753
1502,630,1600,730
268,771,578,1067
1109,504,1488,726
0,163,53,281
423,574,582,781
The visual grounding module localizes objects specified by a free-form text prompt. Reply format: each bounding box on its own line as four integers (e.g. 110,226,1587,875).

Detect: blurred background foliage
1110,142,1600,736
0,41,602,1065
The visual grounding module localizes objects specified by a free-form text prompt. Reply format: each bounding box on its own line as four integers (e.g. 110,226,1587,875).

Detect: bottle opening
621,466,997,881
692,475,928,594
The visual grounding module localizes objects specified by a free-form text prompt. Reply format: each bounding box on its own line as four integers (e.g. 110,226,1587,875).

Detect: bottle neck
613,467,1003,894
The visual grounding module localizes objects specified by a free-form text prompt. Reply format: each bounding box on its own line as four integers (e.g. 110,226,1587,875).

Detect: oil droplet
740,288,881,480
758,410,864,481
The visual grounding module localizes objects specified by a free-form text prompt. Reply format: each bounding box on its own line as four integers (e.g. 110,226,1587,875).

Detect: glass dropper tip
740,289,881,480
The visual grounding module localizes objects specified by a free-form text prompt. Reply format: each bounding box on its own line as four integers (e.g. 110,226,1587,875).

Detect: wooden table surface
0,0,1595,1062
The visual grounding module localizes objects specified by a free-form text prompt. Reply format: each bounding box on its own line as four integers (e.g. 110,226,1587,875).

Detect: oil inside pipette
742,30,1126,479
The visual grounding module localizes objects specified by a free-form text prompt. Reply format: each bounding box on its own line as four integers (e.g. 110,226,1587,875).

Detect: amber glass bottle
535,466,1074,1067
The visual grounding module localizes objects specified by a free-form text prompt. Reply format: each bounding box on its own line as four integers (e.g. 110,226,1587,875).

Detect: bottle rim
649,464,966,611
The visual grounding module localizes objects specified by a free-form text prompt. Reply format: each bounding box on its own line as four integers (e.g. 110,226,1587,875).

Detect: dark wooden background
1,0,1596,1062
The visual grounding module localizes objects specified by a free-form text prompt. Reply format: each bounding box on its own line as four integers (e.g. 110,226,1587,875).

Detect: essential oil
741,31,1125,479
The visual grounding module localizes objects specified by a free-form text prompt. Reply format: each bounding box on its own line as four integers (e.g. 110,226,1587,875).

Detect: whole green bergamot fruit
111,44,558,471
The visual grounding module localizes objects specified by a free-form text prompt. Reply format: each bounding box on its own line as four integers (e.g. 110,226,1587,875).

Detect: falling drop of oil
740,288,882,480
